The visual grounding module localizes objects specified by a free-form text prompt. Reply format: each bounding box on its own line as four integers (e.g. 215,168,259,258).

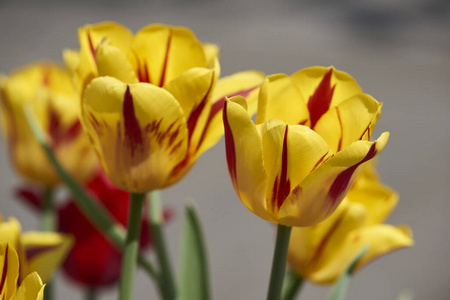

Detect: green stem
41,188,55,232
149,191,176,300
119,193,146,300
23,106,159,282
281,270,304,300
85,288,97,300
42,187,54,300
267,224,292,300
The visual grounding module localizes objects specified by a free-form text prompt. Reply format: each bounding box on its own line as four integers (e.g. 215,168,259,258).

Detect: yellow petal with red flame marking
78,22,133,72
131,24,206,87
21,232,73,283
291,66,363,109
14,272,44,300
164,68,215,155
256,74,309,126
0,243,19,300
223,97,273,222
314,94,382,153
82,76,188,192
278,132,389,227
196,70,264,157
96,43,138,84
262,125,332,218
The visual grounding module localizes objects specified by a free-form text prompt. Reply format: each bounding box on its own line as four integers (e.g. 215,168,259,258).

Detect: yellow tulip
0,215,73,284
286,163,413,283
0,62,97,187
71,22,264,192
0,243,45,300
223,66,389,226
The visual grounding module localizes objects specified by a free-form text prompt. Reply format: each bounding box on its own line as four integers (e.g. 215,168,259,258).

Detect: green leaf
396,291,413,300
325,246,368,300
178,202,211,300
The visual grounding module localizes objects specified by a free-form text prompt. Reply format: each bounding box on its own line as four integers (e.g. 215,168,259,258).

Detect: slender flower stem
148,191,176,300
267,224,292,300
119,193,146,300
85,288,97,300
42,187,55,232
42,187,54,300
282,270,304,300
23,106,159,282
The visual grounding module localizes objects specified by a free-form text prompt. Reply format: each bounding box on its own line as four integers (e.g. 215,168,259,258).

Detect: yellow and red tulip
0,62,97,187
223,66,388,226
0,243,45,300
286,163,413,284
70,22,264,192
0,215,73,284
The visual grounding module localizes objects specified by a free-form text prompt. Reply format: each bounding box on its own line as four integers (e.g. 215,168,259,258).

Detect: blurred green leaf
325,246,368,300
178,202,210,300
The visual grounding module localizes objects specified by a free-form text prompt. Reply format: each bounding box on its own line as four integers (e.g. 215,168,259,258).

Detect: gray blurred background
0,0,449,299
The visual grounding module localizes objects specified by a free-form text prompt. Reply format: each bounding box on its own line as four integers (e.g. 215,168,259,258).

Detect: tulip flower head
0,243,45,300
58,170,173,288
223,66,389,227
0,62,97,187
66,22,264,192
0,214,73,284
286,163,413,284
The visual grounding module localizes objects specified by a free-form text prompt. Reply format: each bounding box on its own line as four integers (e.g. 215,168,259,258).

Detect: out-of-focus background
0,0,449,299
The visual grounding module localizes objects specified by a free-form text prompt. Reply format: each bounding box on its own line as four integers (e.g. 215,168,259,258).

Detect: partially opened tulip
65,22,264,192
287,163,413,284
0,214,73,284
223,66,389,227
0,62,97,187
0,242,45,300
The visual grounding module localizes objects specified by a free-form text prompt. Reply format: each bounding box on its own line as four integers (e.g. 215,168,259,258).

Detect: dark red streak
308,68,336,129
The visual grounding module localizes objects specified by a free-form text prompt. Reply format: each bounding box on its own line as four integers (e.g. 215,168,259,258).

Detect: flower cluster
0,21,413,300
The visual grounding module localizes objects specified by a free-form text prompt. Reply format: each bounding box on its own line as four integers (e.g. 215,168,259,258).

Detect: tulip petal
223,97,273,222
279,132,389,227
262,125,332,217
196,70,265,157
164,68,215,154
314,94,382,152
78,22,134,69
82,77,188,192
203,43,219,69
288,199,368,283
15,272,45,300
256,74,309,125
21,232,73,283
291,66,363,109
353,225,413,271
347,165,398,226
96,43,138,84
131,24,206,87
0,243,19,300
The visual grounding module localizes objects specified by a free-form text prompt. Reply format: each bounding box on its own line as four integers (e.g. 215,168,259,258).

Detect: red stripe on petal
123,86,144,157
186,73,215,147
272,126,291,211
328,143,378,203
336,107,344,152
159,32,172,87
26,244,60,261
223,101,238,192
308,68,336,129
87,30,97,62
196,85,259,152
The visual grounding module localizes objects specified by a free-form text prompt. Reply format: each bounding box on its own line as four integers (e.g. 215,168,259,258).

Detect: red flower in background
58,171,174,288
